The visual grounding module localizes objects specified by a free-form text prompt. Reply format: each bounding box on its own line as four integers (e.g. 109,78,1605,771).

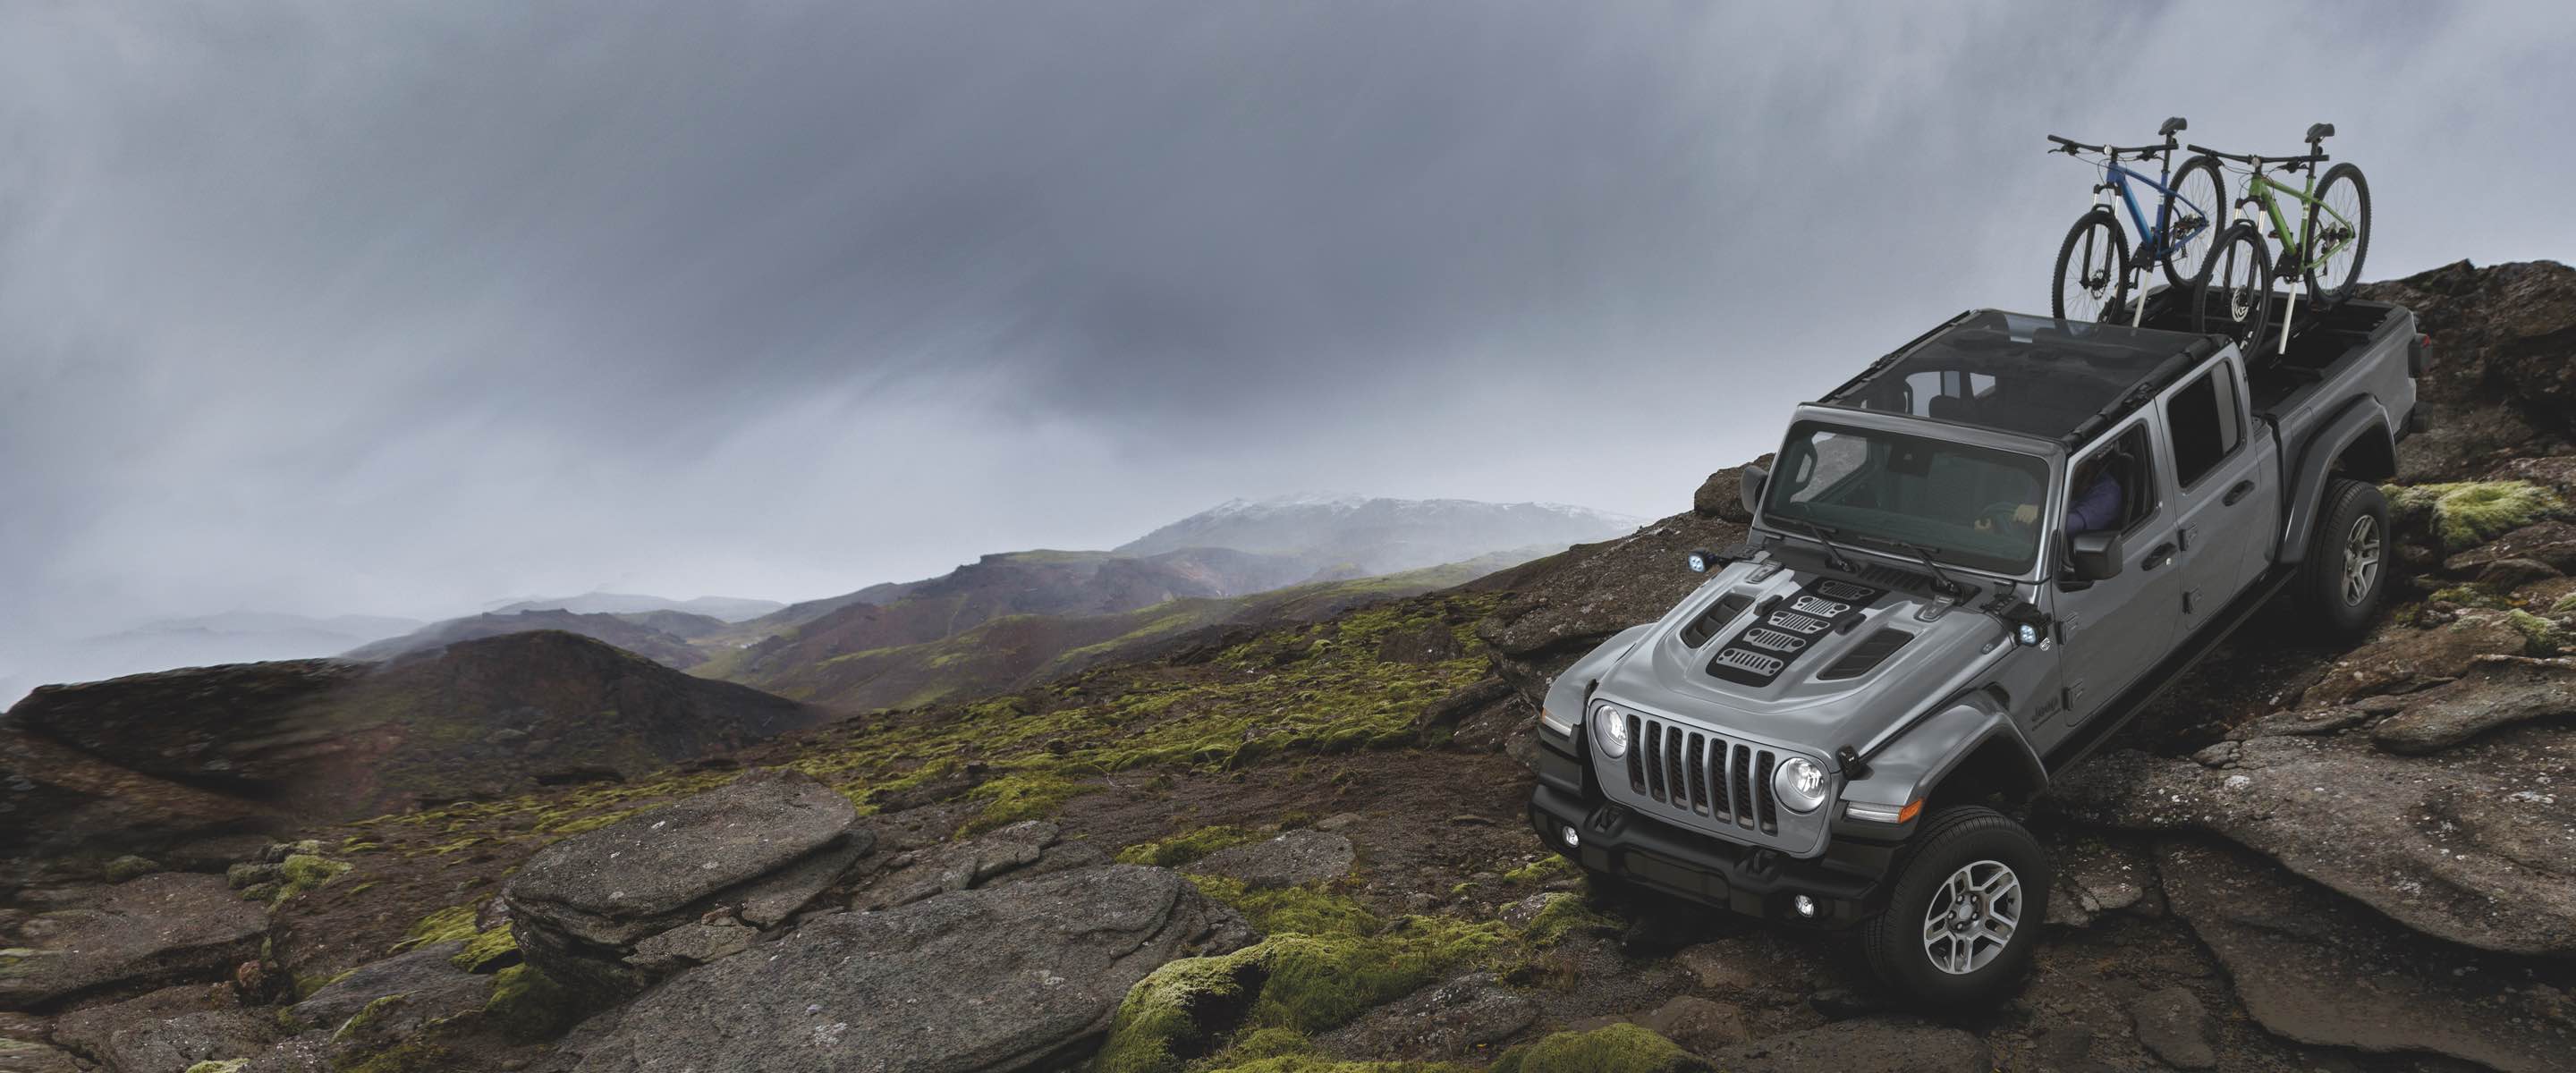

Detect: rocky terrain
3,261,2573,1073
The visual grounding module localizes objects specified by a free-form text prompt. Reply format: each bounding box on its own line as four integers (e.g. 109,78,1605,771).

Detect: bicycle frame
2096,157,2212,264
2244,168,2356,274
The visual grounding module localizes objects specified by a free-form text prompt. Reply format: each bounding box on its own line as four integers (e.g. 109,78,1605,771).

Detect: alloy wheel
2343,514,2383,605
1921,859,2021,975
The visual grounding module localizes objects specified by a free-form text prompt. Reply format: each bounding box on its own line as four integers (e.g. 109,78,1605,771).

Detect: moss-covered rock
1487,1024,1709,1073
1516,892,1619,947
183,1062,249,1073
2388,481,2566,551
275,854,352,901
2506,610,2570,655
452,922,519,973
102,854,160,883
1117,824,1263,867
484,964,584,1042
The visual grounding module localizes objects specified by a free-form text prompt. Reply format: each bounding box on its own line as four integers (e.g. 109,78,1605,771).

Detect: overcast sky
4,2,2573,660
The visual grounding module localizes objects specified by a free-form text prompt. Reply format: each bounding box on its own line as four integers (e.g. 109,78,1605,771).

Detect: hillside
1119,494,1641,576
0,631,823,856
487,592,784,621
345,609,718,668
9,264,2572,1073
708,557,1510,711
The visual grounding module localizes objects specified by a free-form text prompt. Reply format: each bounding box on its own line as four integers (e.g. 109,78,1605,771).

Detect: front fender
1840,697,2045,811
1541,622,1657,734
2281,396,2394,565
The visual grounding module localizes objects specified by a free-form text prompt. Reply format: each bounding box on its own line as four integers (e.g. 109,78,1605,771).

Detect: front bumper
1529,726,1899,928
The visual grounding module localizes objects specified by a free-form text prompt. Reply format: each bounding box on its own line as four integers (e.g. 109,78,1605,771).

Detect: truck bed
2122,285,2414,419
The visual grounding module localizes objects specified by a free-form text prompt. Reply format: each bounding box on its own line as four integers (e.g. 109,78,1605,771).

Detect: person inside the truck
2062,455,2126,534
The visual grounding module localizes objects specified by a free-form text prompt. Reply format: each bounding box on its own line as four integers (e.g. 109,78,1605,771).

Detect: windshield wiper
1862,536,1970,601
1767,517,1860,574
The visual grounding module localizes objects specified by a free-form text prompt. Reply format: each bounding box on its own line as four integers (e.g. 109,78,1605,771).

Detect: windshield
1762,420,2053,574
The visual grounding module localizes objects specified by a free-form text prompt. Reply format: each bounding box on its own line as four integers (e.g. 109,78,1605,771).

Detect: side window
2067,424,2155,536
2166,361,2244,487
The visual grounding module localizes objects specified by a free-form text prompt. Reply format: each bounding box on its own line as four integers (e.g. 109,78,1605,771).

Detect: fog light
1792,894,1817,918
1561,824,1581,849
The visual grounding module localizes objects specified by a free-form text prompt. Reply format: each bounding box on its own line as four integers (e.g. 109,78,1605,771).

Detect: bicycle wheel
2303,163,2371,306
2158,155,2228,291
2196,224,2272,351
2052,211,2130,323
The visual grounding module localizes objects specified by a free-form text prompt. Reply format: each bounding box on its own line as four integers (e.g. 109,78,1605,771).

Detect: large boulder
2296,614,2527,706
846,820,1106,911
2357,260,2576,480
563,865,1247,1073
2054,715,2576,957
503,768,870,1002
2158,839,2572,1073
2370,661,2575,754
0,873,267,1010
286,940,492,1033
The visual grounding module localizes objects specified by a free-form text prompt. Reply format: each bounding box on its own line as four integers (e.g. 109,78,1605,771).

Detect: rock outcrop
2056,716,2576,957
2356,259,2576,480
2158,839,2572,1072
503,769,871,1002
287,940,493,1033
846,819,1104,910
1474,496,1748,708
49,984,278,1072
0,874,267,1010
563,865,1247,1073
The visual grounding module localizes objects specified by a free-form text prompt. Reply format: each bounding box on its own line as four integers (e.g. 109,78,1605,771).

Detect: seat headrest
1928,395,1972,421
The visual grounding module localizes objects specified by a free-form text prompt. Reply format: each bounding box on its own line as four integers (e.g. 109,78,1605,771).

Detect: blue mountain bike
2046,117,2226,323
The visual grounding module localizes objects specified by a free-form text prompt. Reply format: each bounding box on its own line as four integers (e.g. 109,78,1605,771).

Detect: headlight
1773,756,1827,813
1590,702,1629,759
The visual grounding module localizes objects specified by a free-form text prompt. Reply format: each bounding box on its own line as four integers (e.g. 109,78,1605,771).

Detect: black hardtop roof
1818,308,2219,448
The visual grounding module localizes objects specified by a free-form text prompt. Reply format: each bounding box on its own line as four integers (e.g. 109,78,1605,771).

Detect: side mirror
2070,531,2124,581
1738,464,1768,518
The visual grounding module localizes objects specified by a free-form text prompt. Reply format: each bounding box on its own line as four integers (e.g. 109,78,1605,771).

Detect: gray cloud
3,2,2572,668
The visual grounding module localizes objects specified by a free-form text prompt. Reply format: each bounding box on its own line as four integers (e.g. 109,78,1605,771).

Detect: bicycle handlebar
2047,134,2179,157
2187,143,2327,166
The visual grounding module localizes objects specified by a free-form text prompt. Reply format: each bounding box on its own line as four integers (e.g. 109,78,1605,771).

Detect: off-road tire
2051,210,2130,323
2158,154,2228,290
2296,477,2390,640
1861,806,2047,1009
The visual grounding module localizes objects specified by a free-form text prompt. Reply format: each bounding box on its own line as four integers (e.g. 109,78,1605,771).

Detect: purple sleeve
2065,476,2123,532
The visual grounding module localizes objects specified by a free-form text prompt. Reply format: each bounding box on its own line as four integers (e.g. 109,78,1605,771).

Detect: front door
2033,418,2181,755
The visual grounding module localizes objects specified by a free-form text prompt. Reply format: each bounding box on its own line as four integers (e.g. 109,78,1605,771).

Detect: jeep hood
1591,559,2012,761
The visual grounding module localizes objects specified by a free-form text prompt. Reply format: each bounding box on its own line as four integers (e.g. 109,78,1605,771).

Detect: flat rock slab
0,873,267,1010
1316,974,1538,1062
288,940,491,1032
2372,663,2576,754
0,1040,79,1073
2157,839,2574,1073
567,866,1243,1073
51,984,278,1071
2126,986,2216,1069
2054,720,2576,957
1706,1018,1991,1072
506,768,859,932
1183,829,1355,889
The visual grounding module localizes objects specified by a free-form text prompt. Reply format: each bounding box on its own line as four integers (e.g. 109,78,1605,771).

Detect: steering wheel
1974,501,2033,532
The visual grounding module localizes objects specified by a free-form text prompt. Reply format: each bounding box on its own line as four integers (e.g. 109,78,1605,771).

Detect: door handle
2141,543,2178,570
2224,479,2255,506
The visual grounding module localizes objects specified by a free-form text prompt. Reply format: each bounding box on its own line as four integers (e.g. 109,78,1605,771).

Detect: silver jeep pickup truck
1527,296,2423,1005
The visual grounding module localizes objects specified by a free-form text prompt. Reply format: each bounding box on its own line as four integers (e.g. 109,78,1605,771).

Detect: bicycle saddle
2159,116,2187,136
2307,122,2334,142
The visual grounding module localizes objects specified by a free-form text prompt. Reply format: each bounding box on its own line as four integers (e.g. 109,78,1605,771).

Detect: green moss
2551,594,2576,616
276,854,352,901
1203,1058,1465,1073
2507,610,2570,655
1188,876,1382,938
1519,893,1619,947
333,995,406,1043
2387,480,2565,551
452,923,519,972
1501,856,1575,886
2430,584,2513,609
1116,824,1262,867
484,964,585,1042
335,1040,460,1073
958,766,1100,835
395,905,480,952
183,1062,250,1073
1487,1024,1705,1073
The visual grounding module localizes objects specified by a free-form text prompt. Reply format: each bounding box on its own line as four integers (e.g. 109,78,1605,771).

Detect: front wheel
1860,806,2047,1009
2295,477,2391,640
2195,224,2272,351
2303,163,2372,307
2051,211,2130,323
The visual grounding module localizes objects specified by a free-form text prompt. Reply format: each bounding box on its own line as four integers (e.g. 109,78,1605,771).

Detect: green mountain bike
2188,123,2372,351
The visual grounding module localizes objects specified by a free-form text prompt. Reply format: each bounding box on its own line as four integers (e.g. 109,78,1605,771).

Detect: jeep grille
1623,714,1784,835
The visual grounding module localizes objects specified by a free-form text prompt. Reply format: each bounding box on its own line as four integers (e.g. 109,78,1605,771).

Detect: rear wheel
2303,164,2372,306
2158,155,2228,290
2295,477,2391,640
2051,211,2130,323
2195,224,2272,351
1861,806,2047,1009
